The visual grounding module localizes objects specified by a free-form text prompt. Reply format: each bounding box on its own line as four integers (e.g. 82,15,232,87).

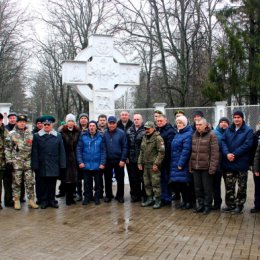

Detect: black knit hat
88,120,98,128
192,110,204,118
218,117,230,125
35,117,42,124
233,110,244,119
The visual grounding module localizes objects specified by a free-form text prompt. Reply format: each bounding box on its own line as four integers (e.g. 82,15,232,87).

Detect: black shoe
131,196,141,203
193,206,204,213
66,199,76,205
184,203,193,210
203,207,211,215
211,204,221,211
5,201,14,207
118,198,124,203
95,199,100,205
104,197,112,203
41,204,48,209
176,202,185,209
231,206,243,214
56,193,65,198
49,202,59,208
161,200,172,206
250,208,260,213
82,199,90,205
222,206,236,212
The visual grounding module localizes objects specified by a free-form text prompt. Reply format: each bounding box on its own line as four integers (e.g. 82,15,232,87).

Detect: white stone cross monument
62,35,140,119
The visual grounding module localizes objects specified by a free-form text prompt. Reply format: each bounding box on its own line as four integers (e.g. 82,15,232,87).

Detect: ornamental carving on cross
62,35,140,119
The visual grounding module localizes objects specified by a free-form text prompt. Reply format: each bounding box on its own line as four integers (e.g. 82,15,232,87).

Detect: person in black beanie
221,110,254,214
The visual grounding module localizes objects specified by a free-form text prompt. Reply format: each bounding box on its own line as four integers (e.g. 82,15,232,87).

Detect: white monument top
62,34,140,119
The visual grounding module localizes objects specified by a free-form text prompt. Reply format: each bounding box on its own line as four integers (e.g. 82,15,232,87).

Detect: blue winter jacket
103,128,128,163
170,125,193,182
221,122,253,171
76,131,106,171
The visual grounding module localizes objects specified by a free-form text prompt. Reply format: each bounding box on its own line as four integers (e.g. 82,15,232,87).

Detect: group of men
0,109,259,214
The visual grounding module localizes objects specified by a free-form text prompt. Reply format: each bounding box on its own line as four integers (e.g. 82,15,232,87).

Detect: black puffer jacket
126,124,145,163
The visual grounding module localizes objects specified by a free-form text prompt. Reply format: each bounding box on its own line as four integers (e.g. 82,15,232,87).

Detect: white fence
115,104,260,130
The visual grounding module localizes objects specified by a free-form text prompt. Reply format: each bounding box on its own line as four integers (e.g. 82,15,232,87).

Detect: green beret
40,115,55,124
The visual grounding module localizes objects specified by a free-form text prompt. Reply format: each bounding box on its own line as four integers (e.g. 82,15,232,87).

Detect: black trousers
126,162,145,200
179,182,192,204
99,170,105,198
3,168,13,206
104,162,125,199
193,170,213,208
65,183,76,204
83,170,101,200
76,171,83,197
40,177,57,206
213,169,222,207
254,174,260,209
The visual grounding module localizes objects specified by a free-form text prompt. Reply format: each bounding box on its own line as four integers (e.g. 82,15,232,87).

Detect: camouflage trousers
223,171,248,207
143,167,161,199
12,170,35,199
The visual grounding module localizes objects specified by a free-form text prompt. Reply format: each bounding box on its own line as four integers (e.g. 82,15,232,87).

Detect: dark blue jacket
221,122,253,171
31,131,66,177
104,128,128,163
76,131,106,171
170,125,193,182
157,123,176,168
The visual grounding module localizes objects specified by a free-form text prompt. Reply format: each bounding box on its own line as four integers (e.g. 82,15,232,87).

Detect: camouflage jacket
5,126,33,170
0,124,9,169
138,131,165,168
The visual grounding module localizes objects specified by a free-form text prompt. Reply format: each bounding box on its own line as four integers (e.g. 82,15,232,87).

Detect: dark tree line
0,0,259,122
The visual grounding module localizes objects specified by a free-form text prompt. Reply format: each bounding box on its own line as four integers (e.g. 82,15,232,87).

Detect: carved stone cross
62,35,140,119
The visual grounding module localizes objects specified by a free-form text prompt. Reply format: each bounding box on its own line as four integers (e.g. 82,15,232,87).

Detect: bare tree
0,0,30,111
29,0,113,122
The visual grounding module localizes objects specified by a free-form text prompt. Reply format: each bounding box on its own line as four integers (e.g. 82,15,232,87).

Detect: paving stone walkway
0,173,259,260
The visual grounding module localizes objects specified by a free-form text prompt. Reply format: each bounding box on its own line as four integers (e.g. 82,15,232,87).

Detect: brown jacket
190,126,219,174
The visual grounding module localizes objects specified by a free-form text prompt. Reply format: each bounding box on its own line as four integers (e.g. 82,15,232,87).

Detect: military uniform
0,123,9,208
5,125,36,202
138,122,165,207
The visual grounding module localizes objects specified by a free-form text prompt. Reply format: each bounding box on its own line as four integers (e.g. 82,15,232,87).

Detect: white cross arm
119,63,140,86
62,61,87,85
